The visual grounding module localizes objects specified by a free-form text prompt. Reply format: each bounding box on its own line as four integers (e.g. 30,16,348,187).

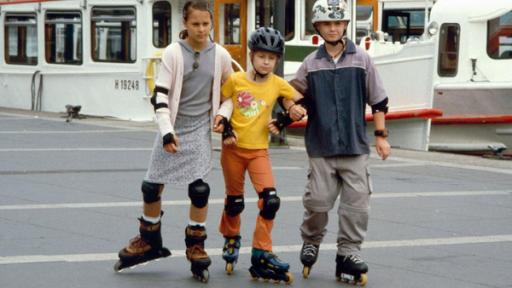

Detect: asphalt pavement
1,108,511,288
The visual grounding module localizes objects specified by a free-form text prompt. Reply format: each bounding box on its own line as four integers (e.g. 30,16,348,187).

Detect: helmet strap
253,69,269,80
315,26,346,50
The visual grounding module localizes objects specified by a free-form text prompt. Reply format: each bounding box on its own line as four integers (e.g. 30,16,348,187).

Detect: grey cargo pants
300,154,372,256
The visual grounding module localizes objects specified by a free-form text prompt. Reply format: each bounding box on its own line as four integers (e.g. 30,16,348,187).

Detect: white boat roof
432,0,512,23
379,0,434,10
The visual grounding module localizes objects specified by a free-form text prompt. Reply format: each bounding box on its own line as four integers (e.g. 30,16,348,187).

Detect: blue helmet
248,27,284,55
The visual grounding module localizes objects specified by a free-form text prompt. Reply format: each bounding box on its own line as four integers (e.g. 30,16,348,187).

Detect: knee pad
188,179,210,208
259,188,280,220
224,195,245,217
141,181,163,203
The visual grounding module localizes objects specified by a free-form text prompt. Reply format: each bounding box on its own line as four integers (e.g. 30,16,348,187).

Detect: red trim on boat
431,115,512,125
288,108,443,128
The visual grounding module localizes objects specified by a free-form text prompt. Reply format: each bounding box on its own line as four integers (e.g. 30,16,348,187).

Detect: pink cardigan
153,42,233,137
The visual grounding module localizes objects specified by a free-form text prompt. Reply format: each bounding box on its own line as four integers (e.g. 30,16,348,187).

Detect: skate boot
185,225,211,282
335,254,368,286
300,242,319,278
222,235,241,274
249,248,293,284
114,217,171,272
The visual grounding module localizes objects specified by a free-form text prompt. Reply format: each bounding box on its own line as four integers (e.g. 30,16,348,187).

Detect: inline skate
300,242,319,278
249,248,293,284
114,217,171,272
185,225,211,282
335,254,368,286
222,235,241,274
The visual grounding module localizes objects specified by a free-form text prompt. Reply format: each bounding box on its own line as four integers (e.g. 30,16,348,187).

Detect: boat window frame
382,9,427,43
253,0,295,41
90,6,137,64
487,10,512,60
437,23,460,77
152,1,172,48
303,0,316,40
44,10,83,65
4,13,38,66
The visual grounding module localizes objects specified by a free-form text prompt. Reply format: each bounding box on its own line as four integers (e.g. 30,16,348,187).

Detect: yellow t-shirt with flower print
221,71,296,149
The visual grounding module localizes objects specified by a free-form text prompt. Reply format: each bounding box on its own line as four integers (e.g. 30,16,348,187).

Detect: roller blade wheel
302,265,312,279
249,266,293,284
225,262,235,275
337,272,368,286
192,269,209,283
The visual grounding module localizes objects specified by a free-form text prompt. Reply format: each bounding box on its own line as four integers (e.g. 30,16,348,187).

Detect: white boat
2,0,509,154
361,0,512,153
0,0,332,121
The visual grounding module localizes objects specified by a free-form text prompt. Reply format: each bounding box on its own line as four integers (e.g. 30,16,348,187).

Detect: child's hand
223,136,237,145
213,115,225,133
288,104,307,121
164,135,180,153
268,120,281,135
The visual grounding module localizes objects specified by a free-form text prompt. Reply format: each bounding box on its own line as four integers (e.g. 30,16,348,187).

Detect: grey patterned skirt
144,113,212,185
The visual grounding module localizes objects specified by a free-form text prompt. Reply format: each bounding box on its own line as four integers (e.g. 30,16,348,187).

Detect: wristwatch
374,129,389,138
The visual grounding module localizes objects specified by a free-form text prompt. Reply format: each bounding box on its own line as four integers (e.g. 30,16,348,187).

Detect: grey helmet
248,27,284,55
312,0,350,24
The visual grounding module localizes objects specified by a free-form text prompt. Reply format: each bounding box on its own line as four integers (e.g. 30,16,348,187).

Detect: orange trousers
219,144,276,251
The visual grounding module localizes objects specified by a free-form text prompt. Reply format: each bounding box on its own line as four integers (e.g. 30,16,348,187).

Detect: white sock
142,214,161,224
188,220,206,227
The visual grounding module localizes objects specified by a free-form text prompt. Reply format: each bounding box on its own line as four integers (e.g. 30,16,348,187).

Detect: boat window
304,0,316,39
218,3,240,44
4,13,37,65
487,11,512,59
382,9,426,43
91,7,136,63
438,23,460,77
254,0,295,41
45,12,82,65
356,5,373,44
153,1,171,48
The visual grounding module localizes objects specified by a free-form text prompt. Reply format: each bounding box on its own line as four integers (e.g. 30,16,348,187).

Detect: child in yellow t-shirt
217,27,306,283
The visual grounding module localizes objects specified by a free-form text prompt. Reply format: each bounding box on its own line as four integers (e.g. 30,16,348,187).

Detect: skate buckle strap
303,243,318,257
347,255,363,264
126,236,152,254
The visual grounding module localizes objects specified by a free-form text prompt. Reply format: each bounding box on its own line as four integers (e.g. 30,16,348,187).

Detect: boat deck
1,107,511,288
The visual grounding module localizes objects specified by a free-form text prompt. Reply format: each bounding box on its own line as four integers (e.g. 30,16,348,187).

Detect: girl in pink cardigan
115,1,233,282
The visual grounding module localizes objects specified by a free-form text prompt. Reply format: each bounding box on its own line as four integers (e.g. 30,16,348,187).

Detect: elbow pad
151,86,169,111
371,98,389,114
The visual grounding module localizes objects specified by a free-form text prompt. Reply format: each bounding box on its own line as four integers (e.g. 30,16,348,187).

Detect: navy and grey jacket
290,40,388,157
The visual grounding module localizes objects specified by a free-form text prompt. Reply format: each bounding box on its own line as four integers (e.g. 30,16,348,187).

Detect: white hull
0,70,153,121
430,123,512,154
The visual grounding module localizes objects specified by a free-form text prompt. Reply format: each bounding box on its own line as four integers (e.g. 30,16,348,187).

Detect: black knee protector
141,181,163,203
224,195,245,217
259,188,280,220
188,179,210,208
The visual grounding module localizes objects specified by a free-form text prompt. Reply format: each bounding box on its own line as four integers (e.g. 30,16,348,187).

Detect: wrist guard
220,117,236,140
274,112,294,131
162,133,176,146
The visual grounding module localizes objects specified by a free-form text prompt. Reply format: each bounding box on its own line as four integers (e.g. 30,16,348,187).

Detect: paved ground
1,108,511,288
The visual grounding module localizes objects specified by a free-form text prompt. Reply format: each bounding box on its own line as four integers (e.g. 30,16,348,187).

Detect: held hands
288,104,307,121
213,115,225,133
268,103,307,135
214,114,237,145
375,137,391,160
